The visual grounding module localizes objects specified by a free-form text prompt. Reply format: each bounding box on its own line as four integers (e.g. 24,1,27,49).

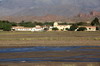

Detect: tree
0,20,12,31
69,24,78,31
77,27,87,31
10,22,17,26
65,28,69,31
59,22,68,25
3,23,12,31
44,28,49,31
52,27,59,31
19,21,35,27
76,22,87,26
34,22,44,26
44,22,54,26
91,17,100,26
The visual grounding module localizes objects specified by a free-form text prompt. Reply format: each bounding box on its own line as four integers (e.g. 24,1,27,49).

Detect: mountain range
0,0,100,17
0,0,100,22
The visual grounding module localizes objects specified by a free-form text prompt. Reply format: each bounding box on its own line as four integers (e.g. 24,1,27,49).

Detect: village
12,22,97,32
0,17,99,32
12,17,100,32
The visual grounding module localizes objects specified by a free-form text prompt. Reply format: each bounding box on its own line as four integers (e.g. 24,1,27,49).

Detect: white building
12,25,43,32
76,26,96,31
12,26,33,31
31,25,43,31
84,26,96,31
53,22,71,31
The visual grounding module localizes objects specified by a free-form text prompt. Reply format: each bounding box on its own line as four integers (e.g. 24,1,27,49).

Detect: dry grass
0,31,100,47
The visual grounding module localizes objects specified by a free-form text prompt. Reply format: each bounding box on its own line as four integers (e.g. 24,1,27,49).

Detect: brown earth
0,31,100,47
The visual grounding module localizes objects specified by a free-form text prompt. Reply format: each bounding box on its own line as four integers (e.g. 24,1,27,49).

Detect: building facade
53,22,71,31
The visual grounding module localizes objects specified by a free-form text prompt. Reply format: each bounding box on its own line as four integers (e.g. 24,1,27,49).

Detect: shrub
44,28,49,31
69,24,78,31
52,27,59,31
77,27,87,31
65,28,69,31
3,23,12,31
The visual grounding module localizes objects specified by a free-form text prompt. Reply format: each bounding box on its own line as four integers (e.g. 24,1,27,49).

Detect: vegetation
77,27,87,31
19,21,35,27
58,22,68,25
0,20,12,31
44,28,49,31
76,22,88,26
69,24,78,31
91,17,100,26
65,28,69,31
43,22,54,26
52,27,59,31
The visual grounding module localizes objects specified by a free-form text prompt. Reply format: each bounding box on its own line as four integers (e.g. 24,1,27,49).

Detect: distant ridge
78,11,100,17
0,11,100,23
0,0,100,17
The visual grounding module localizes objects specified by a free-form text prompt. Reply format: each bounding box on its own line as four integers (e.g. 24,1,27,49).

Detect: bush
91,17,100,26
19,21,35,27
52,27,59,31
69,24,78,31
77,27,87,31
76,22,87,26
65,28,69,31
3,23,12,31
44,28,49,31
0,20,12,31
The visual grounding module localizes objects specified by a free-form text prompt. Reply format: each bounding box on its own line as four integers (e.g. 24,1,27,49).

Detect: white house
31,25,43,31
12,25,43,32
84,26,96,31
12,26,33,31
53,22,71,31
76,26,96,31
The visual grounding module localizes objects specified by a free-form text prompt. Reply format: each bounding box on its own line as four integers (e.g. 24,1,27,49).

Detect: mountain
0,0,100,17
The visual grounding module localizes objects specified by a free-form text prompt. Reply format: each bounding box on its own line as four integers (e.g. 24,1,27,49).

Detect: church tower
54,22,58,27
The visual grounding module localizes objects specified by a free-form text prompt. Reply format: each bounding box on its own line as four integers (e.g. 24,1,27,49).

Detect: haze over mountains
0,0,100,17
0,0,100,22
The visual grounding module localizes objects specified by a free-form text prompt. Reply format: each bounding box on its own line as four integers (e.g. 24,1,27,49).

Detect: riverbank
0,31,100,47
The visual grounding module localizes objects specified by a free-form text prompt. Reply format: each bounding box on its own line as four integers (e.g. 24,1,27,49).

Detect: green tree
91,17,100,26
3,23,12,31
52,27,59,31
77,27,87,31
10,22,17,26
34,22,44,26
44,28,49,31
76,22,87,26
59,22,68,25
65,28,69,31
19,21,35,27
69,24,78,31
0,20,12,31
44,22,54,26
